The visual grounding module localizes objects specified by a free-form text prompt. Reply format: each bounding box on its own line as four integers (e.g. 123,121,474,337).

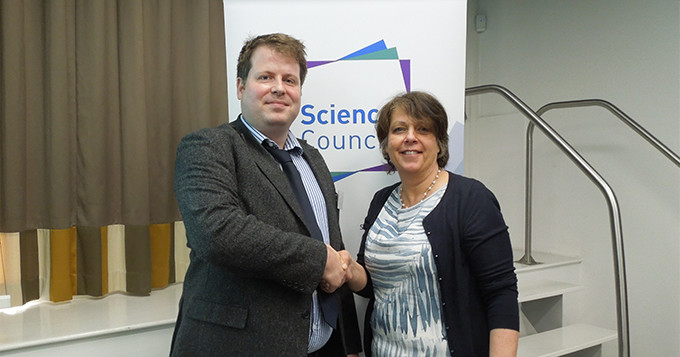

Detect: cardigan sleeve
460,180,519,331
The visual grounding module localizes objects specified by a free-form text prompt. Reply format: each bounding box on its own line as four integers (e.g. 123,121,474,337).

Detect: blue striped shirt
365,185,450,355
240,116,333,352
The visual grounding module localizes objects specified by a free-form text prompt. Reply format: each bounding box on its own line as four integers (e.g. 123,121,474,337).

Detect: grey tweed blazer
170,117,361,356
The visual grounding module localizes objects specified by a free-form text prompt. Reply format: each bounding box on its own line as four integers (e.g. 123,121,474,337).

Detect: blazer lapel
230,118,307,227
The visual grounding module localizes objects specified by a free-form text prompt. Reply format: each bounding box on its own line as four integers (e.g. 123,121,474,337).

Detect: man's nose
271,80,285,95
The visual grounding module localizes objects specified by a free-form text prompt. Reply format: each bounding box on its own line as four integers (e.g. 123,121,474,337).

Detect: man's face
237,46,302,139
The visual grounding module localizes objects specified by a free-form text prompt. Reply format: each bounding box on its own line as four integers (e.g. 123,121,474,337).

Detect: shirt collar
240,115,303,155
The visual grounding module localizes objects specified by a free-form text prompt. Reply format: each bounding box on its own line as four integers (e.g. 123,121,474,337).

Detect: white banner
224,0,467,255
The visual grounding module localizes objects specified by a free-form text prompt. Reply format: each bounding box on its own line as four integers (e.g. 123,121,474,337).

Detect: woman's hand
339,251,368,292
320,250,368,293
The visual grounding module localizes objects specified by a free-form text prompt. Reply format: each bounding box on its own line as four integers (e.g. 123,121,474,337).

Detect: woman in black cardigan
327,91,519,356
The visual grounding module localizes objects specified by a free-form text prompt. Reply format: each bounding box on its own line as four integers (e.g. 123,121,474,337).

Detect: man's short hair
237,33,308,85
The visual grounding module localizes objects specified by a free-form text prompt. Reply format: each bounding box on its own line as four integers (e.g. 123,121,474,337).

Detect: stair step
518,279,582,303
514,249,582,274
518,324,617,357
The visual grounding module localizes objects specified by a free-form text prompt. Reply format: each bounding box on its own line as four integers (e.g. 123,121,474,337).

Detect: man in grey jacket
170,33,361,356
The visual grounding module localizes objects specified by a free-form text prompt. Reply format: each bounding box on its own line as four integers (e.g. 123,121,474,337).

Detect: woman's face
386,109,440,177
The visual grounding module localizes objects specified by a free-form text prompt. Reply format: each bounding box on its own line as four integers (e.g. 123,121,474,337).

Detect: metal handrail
535,99,680,167
522,100,680,264
465,84,630,357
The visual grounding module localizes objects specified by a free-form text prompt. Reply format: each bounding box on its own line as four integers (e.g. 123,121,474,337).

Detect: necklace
401,168,441,208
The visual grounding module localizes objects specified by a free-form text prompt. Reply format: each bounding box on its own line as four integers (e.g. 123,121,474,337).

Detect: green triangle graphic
344,48,399,61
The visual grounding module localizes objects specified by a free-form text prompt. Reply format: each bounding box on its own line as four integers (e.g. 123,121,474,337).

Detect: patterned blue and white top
364,184,451,356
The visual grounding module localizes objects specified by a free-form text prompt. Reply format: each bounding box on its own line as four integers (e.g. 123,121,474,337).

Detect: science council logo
303,40,411,181
300,104,379,151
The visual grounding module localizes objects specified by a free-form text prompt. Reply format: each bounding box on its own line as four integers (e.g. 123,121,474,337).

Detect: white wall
464,1,680,356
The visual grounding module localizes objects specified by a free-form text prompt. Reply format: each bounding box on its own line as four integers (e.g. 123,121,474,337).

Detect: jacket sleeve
174,129,327,294
460,180,519,331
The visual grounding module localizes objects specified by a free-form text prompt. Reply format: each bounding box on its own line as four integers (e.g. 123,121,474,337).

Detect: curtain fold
0,233,23,299
49,227,77,302
19,230,40,302
150,223,173,288
76,226,104,296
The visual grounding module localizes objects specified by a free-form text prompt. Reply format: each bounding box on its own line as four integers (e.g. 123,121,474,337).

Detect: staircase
515,249,617,356
465,84,641,355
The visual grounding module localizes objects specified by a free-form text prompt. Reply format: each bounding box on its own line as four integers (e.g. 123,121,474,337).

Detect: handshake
320,245,366,294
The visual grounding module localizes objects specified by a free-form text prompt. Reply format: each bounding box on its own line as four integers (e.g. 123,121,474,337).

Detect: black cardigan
356,172,519,356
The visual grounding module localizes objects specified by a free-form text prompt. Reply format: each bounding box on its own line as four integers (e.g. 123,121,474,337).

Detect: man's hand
320,245,347,293
337,250,353,281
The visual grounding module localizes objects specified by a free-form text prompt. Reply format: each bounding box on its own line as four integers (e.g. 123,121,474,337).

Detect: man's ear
236,77,245,100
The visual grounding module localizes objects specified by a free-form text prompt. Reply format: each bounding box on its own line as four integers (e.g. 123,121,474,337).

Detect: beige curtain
0,0,228,231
